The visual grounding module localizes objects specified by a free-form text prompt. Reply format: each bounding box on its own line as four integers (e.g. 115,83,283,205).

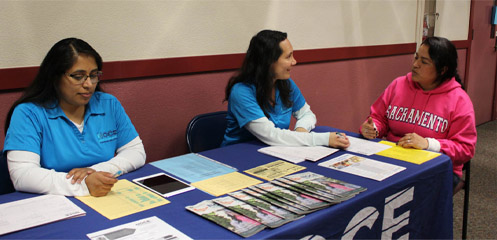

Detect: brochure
87,216,192,240
191,172,262,197
345,136,392,155
213,196,289,228
318,154,406,181
228,191,301,221
242,188,309,215
270,178,343,203
185,200,265,238
284,171,366,198
254,183,331,210
151,153,237,183
244,160,306,181
258,146,338,163
0,195,85,236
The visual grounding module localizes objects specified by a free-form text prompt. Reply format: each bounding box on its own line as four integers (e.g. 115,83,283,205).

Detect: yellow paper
375,141,441,164
76,179,169,220
191,172,262,197
244,160,306,181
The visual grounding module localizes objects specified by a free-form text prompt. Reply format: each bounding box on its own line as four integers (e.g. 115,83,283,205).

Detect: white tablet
133,173,195,198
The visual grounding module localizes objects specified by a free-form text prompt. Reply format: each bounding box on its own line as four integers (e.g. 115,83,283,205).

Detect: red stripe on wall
2,41,475,91
295,43,416,62
452,40,471,49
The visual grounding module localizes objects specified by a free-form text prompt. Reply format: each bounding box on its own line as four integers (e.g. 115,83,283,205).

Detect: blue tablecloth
0,126,453,239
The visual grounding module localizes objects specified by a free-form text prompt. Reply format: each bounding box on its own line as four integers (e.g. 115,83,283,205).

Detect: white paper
0,194,86,236
318,153,405,181
345,136,392,156
87,216,192,240
258,146,339,163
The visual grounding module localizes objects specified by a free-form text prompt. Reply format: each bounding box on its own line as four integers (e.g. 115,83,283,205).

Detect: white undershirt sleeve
245,117,329,146
7,151,91,196
7,136,146,197
90,136,146,175
426,137,441,152
293,103,316,131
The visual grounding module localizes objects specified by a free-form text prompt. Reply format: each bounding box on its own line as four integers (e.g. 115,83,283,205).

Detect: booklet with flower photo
253,182,331,210
270,178,345,203
284,171,367,198
213,196,290,228
228,191,302,221
185,200,265,238
242,188,309,215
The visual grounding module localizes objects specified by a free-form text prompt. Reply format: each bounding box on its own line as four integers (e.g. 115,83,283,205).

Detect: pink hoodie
365,72,476,177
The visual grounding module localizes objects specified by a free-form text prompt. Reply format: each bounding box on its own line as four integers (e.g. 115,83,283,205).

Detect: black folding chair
462,161,471,240
0,149,15,195
186,111,228,153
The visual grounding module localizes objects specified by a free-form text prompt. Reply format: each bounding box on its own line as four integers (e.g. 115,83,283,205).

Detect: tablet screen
134,173,194,197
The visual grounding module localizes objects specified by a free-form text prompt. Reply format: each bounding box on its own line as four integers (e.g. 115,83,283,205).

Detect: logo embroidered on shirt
97,130,118,143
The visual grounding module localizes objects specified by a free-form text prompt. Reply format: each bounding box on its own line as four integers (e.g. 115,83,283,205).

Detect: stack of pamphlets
186,171,366,237
185,200,265,238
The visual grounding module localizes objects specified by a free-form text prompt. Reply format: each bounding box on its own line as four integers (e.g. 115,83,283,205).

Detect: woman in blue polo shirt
222,30,350,148
3,38,145,197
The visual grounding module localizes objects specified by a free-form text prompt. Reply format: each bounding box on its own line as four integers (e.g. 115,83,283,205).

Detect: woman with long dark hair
222,30,350,149
3,38,145,197
360,36,476,191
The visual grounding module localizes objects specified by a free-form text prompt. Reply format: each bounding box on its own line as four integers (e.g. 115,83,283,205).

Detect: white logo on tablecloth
342,187,414,239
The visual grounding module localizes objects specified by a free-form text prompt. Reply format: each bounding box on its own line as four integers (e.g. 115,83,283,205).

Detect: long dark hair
4,38,103,135
421,36,463,88
224,30,293,116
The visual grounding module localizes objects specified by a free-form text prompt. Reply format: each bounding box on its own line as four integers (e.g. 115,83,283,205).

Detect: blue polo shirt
3,92,138,172
222,78,306,146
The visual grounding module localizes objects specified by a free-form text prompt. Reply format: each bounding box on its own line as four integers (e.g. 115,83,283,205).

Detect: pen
337,132,345,138
113,170,123,178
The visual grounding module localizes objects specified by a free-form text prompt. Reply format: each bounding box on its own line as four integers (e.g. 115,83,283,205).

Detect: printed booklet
254,182,331,210
187,171,367,237
284,171,367,198
213,196,290,228
228,191,302,221
185,200,265,238
241,188,309,215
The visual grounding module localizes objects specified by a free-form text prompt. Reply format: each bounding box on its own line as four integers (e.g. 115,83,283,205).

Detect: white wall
0,0,469,69
435,0,471,40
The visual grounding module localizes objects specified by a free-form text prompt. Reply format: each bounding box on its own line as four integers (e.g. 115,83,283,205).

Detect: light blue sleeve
288,78,306,112
230,83,266,128
3,104,43,155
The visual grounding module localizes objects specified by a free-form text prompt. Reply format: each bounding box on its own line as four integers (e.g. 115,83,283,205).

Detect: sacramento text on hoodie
368,72,476,177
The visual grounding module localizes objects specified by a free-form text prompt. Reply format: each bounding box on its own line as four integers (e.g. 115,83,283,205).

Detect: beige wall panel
435,0,471,40
1,0,418,68
0,0,472,69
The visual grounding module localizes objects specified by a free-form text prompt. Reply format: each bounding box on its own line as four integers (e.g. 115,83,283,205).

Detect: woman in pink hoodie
360,36,476,192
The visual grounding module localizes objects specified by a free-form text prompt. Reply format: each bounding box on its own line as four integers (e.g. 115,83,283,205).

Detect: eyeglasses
65,71,102,84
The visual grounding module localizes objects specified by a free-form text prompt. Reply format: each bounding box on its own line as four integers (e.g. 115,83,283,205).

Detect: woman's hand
329,132,350,149
295,127,309,133
85,172,118,197
361,117,378,139
398,133,428,149
67,168,96,184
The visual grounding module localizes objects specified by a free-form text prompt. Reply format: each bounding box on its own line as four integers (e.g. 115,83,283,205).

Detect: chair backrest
0,149,15,195
186,111,228,153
